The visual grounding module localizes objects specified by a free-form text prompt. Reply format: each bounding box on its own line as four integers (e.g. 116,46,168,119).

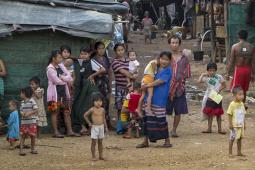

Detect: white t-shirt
201,74,225,119
79,59,102,73
202,74,225,98
129,60,140,74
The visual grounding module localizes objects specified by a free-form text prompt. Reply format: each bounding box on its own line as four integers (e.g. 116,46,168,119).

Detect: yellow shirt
227,101,246,128
144,60,157,76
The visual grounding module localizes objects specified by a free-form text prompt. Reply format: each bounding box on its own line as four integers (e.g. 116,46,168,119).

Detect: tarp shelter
227,2,255,52
0,0,127,120
0,0,128,39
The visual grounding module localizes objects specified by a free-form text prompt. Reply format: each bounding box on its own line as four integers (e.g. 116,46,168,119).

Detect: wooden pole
192,1,197,39
210,0,216,62
224,0,229,64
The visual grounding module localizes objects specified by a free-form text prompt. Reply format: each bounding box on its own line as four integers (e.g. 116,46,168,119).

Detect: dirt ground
1,33,255,170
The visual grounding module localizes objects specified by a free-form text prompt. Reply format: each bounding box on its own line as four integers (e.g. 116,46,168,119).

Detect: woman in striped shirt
111,44,134,133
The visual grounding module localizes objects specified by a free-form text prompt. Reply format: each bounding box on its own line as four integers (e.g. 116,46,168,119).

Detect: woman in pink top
47,50,80,138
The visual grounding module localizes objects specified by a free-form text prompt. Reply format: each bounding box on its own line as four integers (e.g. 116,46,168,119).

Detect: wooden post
192,1,197,39
224,0,229,63
210,0,216,62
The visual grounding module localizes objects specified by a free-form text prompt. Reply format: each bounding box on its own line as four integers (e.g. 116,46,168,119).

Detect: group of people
1,29,253,160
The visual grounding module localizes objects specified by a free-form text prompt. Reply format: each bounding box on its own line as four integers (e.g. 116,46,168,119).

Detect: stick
36,144,63,149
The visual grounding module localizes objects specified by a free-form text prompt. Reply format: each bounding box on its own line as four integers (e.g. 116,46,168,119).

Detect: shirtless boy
84,93,108,161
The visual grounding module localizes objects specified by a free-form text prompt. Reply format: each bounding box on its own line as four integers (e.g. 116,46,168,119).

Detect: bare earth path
1,33,255,170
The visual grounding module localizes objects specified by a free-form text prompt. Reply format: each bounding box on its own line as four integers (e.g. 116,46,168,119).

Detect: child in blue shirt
7,100,19,150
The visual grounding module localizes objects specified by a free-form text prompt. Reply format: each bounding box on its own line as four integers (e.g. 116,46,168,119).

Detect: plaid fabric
170,54,191,97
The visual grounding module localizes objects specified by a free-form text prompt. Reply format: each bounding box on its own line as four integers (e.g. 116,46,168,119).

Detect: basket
193,51,204,61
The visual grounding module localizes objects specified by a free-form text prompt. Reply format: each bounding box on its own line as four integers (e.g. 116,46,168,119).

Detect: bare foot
228,153,234,157
123,135,132,139
202,130,212,134
9,146,15,150
218,131,226,135
31,150,38,154
171,131,179,138
136,108,142,115
145,106,152,114
92,157,97,161
99,157,106,161
237,153,246,157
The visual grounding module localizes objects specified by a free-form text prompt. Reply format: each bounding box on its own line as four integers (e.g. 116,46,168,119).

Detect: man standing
227,30,255,103
167,35,191,137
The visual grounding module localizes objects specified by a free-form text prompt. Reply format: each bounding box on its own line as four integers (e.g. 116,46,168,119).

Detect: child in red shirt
123,82,142,139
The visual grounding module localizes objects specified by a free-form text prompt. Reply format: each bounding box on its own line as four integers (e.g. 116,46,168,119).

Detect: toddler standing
198,63,226,134
84,93,108,161
123,82,142,139
228,86,246,156
7,100,19,150
19,87,39,156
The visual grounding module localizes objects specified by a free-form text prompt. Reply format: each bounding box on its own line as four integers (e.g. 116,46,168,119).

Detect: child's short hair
64,58,74,66
29,76,40,85
80,47,91,53
128,51,137,57
207,62,217,71
9,99,19,108
133,82,141,91
159,51,172,60
60,45,72,54
232,86,243,95
92,92,103,103
238,30,248,40
114,43,125,52
20,87,33,98
94,41,105,50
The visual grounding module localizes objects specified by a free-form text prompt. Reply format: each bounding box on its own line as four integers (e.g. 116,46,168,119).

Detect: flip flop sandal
52,134,64,138
218,131,226,135
171,132,179,138
202,131,212,134
162,143,173,148
123,136,132,139
67,133,81,137
19,152,26,156
149,140,157,143
80,131,90,136
16,145,31,149
136,143,149,148
31,150,38,154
